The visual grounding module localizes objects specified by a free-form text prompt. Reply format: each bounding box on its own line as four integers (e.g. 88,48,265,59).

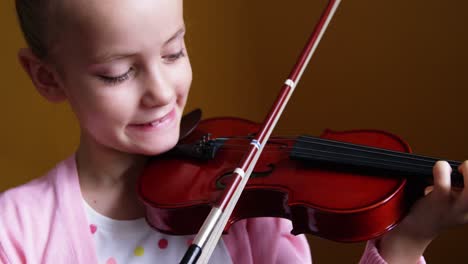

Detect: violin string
296,136,461,164
216,145,463,184
217,145,442,172
213,138,462,172
292,149,446,173
216,137,459,165
294,139,461,166
214,136,461,166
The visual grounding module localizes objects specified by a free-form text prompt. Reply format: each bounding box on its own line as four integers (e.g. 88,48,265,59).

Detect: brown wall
1,0,467,263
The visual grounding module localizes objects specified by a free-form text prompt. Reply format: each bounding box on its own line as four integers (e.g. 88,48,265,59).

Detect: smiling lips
131,108,176,129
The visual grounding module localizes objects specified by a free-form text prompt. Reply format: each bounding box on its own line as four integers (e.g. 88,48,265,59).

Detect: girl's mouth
130,108,176,130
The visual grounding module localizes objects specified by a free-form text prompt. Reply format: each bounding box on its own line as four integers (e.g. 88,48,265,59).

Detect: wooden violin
138,109,463,242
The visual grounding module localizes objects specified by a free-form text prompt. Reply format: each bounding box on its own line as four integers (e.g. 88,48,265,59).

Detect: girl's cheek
176,63,192,92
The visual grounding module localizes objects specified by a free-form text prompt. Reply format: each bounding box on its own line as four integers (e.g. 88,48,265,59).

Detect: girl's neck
76,134,148,220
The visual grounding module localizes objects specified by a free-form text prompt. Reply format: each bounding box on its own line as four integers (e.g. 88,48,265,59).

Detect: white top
83,200,232,264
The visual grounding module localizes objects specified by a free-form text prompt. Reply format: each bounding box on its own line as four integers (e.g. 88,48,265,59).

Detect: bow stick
180,1,342,263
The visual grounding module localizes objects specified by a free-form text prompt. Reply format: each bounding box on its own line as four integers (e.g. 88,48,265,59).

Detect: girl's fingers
456,161,468,217
424,186,434,196
456,161,468,201
459,161,468,185
432,160,452,197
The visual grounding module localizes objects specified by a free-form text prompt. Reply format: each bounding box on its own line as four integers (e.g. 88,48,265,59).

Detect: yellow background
1,0,468,263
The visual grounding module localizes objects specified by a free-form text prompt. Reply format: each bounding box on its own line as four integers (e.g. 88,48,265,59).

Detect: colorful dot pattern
83,196,230,263
105,257,117,264
134,246,145,256
158,238,168,249
89,224,197,263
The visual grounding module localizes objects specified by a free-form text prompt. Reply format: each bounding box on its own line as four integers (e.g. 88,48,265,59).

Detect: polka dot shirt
83,200,232,264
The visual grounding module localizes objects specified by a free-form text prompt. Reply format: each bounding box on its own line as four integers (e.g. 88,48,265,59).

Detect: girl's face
51,0,191,155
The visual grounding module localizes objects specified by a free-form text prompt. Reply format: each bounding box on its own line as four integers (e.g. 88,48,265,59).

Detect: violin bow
180,1,342,263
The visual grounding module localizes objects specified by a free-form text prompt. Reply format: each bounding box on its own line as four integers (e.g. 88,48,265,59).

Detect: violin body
138,116,427,242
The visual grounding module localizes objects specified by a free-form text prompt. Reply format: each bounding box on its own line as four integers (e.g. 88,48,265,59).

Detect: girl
1,0,467,263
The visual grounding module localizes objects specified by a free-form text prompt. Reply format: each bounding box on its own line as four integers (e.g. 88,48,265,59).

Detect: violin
138,109,463,243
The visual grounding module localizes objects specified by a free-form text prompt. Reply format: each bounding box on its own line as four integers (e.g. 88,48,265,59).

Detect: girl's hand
379,160,468,264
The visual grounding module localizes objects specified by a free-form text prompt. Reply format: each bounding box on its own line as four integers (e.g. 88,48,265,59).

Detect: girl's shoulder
0,168,58,216
0,155,87,263
0,157,71,230
0,156,70,214
0,155,79,224
1,155,78,225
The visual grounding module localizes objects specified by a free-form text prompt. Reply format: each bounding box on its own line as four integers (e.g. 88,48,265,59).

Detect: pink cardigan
0,155,411,263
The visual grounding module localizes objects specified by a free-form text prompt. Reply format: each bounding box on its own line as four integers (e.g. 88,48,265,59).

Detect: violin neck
290,135,464,188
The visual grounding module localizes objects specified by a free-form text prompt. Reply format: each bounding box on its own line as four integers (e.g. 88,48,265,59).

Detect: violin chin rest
179,108,202,141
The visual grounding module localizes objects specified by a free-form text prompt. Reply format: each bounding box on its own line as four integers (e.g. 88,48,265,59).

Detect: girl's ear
17,48,67,103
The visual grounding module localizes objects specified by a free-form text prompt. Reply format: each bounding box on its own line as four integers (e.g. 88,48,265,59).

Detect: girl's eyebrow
89,26,186,64
164,26,186,45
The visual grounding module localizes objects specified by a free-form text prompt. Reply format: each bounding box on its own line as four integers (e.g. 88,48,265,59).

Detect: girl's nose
140,67,174,108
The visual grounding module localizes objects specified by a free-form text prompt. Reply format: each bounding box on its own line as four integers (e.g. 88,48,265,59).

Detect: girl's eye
98,68,135,85
162,49,185,63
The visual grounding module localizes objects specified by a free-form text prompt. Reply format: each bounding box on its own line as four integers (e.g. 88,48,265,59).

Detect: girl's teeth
150,120,161,126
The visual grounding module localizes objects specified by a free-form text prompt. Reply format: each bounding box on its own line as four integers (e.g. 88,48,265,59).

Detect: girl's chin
135,147,174,156
123,127,181,155
130,138,179,156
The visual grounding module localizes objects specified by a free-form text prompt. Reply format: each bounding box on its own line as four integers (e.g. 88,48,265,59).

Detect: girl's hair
15,0,57,59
